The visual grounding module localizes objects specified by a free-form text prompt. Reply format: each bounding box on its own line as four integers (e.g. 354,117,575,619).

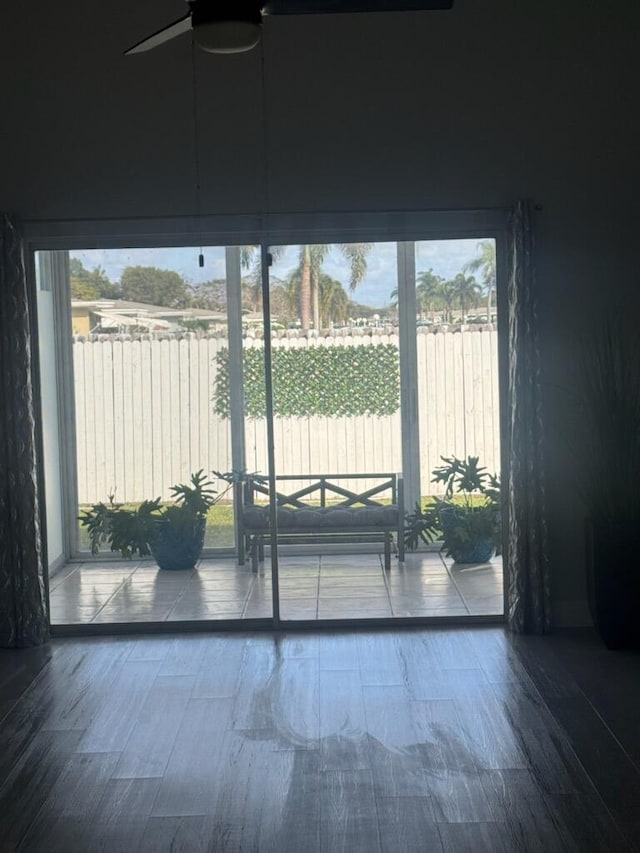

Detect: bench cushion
243,505,399,532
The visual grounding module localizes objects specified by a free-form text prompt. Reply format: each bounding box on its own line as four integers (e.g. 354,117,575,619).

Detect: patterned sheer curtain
506,200,552,633
0,214,49,647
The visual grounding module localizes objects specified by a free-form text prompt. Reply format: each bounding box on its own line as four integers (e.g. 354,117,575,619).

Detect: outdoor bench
238,472,404,572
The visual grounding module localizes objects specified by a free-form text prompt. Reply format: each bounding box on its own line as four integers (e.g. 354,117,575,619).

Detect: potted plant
576,316,640,648
79,470,220,570
404,455,501,563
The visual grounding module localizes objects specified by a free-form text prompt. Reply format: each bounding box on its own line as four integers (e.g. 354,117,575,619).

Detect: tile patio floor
48,551,504,625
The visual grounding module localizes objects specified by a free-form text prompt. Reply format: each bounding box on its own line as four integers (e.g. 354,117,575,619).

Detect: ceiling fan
125,0,454,56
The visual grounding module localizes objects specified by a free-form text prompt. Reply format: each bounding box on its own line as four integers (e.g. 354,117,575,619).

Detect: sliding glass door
34,213,505,631
38,244,275,627
253,236,503,623
262,241,403,621
391,239,503,619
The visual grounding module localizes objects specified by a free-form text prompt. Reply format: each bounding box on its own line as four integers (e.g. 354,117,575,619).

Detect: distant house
71,299,226,336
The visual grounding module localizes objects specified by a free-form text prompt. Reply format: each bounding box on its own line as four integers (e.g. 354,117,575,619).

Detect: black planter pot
586,518,640,649
150,518,206,570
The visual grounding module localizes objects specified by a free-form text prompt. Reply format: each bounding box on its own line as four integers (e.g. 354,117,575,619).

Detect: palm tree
298,242,371,331
298,244,328,332
278,270,303,324
464,240,496,320
438,278,457,323
416,269,444,321
318,274,350,328
284,269,350,328
241,243,370,332
309,245,330,331
450,273,481,320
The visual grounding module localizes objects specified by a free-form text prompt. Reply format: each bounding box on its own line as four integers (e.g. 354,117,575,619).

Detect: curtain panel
0,214,49,647
506,200,552,633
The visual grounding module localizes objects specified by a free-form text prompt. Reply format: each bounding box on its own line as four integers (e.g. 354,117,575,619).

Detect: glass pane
400,238,503,618
40,245,274,625
69,246,233,550
261,241,402,621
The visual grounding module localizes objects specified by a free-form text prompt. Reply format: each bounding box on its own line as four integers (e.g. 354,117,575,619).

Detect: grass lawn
203,503,235,547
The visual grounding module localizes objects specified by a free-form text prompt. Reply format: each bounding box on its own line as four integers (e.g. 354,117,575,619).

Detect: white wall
3,0,640,620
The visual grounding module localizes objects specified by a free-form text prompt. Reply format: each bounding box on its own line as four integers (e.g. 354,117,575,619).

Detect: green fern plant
80,470,220,560
404,455,502,562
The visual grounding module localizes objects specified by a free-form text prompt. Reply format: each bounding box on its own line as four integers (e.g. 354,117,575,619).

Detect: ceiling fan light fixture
194,20,262,54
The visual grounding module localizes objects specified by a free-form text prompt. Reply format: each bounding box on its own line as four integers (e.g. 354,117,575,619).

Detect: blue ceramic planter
448,540,494,564
150,517,206,570
439,506,494,564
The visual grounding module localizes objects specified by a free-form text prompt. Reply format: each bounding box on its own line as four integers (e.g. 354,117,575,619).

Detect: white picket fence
73,328,500,504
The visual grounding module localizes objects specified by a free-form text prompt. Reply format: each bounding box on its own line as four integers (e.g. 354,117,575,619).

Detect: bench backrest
244,473,401,510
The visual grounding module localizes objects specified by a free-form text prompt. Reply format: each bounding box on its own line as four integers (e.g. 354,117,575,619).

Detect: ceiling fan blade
262,0,453,14
124,14,192,55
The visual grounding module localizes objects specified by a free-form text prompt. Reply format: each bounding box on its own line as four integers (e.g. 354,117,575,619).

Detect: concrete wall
2,0,640,622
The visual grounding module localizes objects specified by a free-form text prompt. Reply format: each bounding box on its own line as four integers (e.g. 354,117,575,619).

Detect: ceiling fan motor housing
190,0,262,27
190,0,262,53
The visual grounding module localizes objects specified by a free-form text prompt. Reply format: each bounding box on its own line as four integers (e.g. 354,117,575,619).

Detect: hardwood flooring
48,552,504,625
1,627,638,851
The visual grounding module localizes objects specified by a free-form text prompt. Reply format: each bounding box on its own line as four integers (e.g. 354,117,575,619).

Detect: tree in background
120,266,191,308
189,279,227,311
278,271,303,325
283,269,350,328
239,243,370,330
319,273,350,328
70,278,100,301
391,267,483,324
69,258,120,300
298,243,371,331
438,278,457,323
268,280,297,326
416,268,444,321
464,240,497,319
300,244,323,331
449,272,481,319
239,246,286,313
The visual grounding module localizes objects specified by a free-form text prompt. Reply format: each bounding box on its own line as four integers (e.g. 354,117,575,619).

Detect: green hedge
214,343,400,418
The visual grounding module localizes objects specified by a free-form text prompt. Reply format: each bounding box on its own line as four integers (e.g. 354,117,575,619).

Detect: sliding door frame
26,207,510,631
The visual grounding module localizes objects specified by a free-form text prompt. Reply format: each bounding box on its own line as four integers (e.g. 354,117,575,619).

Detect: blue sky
71,238,489,308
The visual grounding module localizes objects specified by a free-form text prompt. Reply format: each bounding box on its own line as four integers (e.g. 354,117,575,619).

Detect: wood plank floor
1,627,638,852
48,553,504,625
